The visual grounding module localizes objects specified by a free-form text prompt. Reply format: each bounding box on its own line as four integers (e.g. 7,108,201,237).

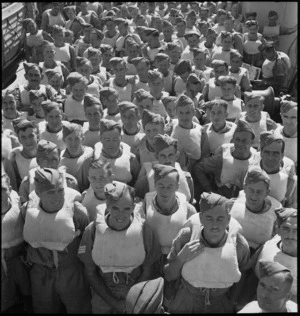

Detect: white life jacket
145,191,189,254
92,214,146,273
121,130,144,149
274,126,297,166
207,78,222,101
137,137,157,165
59,146,94,178
174,77,186,96
13,147,38,180
144,162,191,202
64,96,86,122
152,92,169,118
19,84,47,107
262,25,280,42
39,126,66,152
218,144,259,188
2,112,26,134
225,98,243,121
205,122,236,154
181,48,194,66
239,112,268,149
87,75,101,99
82,186,106,222
230,193,280,249
1,204,24,249
46,10,65,27
102,109,122,123
243,33,262,55
266,157,294,203
54,43,71,64
75,39,91,57
181,228,241,288
77,11,92,24
254,234,297,300
171,122,202,160
162,71,173,94
40,61,64,85
229,67,248,86
147,47,160,62
82,129,101,148
26,29,44,47
23,201,77,251
108,78,132,102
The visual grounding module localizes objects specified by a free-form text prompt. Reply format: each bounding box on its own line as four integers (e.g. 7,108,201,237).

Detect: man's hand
177,240,204,263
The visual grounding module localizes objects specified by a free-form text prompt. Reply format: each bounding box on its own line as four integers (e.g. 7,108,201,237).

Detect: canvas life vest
171,122,202,160
145,191,189,254
54,43,71,63
181,227,241,288
275,125,297,165
207,78,222,100
82,186,106,222
262,25,280,42
121,130,144,149
243,33,262,55
40,126,66,152
254,234,297,300
92,214,146,273
1,204,24,249
144,162,191,202
205,122,236,154
19,85,47,107
64,96,86,122
13,147,38,180
230,193,280,249
218,144,259,188
78,11,93,24
23,201,79,251
229,67,248,86
87,75,101,99
40,61,64,85
46,10,65,27
108,78,132,102
225,98,243,121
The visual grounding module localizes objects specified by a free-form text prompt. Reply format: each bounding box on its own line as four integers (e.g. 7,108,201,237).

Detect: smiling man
194,119,260,198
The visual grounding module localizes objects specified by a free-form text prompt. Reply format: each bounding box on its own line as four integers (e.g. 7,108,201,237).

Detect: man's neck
156,195,177,215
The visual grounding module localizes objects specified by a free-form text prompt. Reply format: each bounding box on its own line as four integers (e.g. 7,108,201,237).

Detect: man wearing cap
18,139,79,204
274,99,297,168
126,277,165,314
142,28,162,64
135,134,194,203
259,41,291,95
181,31,201,65
74,23,93,57
252,208,297,303
258,131,297,208
9,119,39,187
199,27,218,58
64,5,86,41
164,192,250,313
21,167,92,313
132,110,166,166
194,120,260,199
77,2,100,30
230,166,281,253
154,53,174,95
238,260,297,313
80,119,140,191
118,101,145,149
41,2,65,35
101,16,120,50
78,181,161,314
131,57,151,92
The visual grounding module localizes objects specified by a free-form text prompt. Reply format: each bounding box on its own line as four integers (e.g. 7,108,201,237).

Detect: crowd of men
1,1,297,314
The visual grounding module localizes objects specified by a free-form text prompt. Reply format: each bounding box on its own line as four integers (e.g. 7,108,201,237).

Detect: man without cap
230,166,281,253
194,120,260,199
18,140,79,204
134,134,194,203
252,208,297,303
238,260,297,313
21,168,92,313
164,192,250,313
78,181,161,314
257,131,297,208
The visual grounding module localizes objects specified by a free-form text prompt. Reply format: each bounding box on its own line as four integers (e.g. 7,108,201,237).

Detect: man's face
194,53,206,68
180,71,191,83
39,177,65,213
90,34,101,48
45,108,62,131
155,172,179,205
37,150,60,169
137,99,153,117
102,50,114,64
220,83,236,100
230,56,242,70
85,105,102,126
257,273,291,312
107,191,134,230
136,61,150,79
18,128,38,152
268,15,278,26
127,45,139,60
221,36,233,51
2,95,18,118
157,59,170,76
105,93,119,112
64,130,84,157
106,21,116,32
168,47,181,63
71,82,87,101
260,141,284,173
218,14,226,25
32,97,45,116
200,206,230,245
214,66,228,79
83,28,92,41
187,15,197,27
51,4,60,16
176,22,186,35
244,181,269,212
187,35,199,48
245,98,263,121
25,67,42,86
113,63,127,79
206,32,217,44
232,131,254,157
88,167,112,196
210,104,227,129
156,146,177,166
165,102,177,119
53,31,64,44
199,24,209,36
224,19,234,31
177,104,194,128
49,74,63,91
163,26,173,40
200,10,209,20
278,216,297,256
1,178,11,211
89,54,101,67
26,21,37,34
281,108,297,134
145,122,164,147
100,128,122,156
77,64,92,79
65,8,75,20
149,77,164,94
118,23,127,36
153,18,163,33
186,82,201,100
248,25,258,36
121,108,139,131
